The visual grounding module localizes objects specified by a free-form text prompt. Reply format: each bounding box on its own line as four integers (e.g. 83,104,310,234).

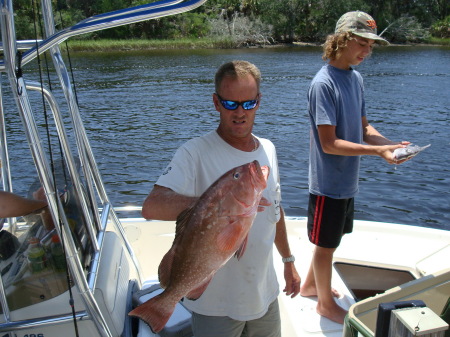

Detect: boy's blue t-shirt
308,64,365,199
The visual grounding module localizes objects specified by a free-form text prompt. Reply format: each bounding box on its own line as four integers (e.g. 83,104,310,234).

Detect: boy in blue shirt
300,11,410,324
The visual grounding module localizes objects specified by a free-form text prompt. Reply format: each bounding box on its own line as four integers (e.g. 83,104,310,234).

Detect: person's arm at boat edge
0,190,48,219
274,207,301,298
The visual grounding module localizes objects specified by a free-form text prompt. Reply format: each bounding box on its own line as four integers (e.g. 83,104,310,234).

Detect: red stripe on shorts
312,196,325,245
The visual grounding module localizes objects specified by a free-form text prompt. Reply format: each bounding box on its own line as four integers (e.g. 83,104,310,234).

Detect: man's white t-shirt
156,130,281,320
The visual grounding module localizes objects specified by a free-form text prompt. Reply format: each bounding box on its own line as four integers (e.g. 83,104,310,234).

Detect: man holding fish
300,11,411,324
134,60,300,336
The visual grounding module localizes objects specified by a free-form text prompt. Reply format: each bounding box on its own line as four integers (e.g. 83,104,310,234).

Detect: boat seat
132,281,193,337
94,231,134,336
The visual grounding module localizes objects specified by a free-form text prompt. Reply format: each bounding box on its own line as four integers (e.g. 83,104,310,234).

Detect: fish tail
128,293,175,333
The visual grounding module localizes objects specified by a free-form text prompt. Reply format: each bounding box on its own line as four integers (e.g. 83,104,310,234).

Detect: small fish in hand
392,144,430,161
129,160,270,333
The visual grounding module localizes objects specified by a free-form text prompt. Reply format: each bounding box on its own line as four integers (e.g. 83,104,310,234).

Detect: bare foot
316,301,348,324
300,285,340,298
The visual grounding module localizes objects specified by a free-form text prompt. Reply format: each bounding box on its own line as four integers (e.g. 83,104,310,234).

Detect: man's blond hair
215,60,261,94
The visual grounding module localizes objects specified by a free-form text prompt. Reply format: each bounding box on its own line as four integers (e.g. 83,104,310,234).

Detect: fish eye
233,172,240,180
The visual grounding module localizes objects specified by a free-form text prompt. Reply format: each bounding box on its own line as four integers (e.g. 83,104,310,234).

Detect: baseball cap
335,11,389,45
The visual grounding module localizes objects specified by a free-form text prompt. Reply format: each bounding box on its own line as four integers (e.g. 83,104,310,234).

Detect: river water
3,45,450,230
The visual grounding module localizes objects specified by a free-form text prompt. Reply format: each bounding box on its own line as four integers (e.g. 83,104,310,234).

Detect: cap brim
353,32,389,45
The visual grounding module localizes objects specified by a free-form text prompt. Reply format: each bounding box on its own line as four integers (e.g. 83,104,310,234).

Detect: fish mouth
231,161,269,217
250,160,269,186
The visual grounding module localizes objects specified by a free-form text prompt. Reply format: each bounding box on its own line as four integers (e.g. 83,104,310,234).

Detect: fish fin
158,207,195,287
185,276,213,300
158,248,175,289
216,219,244,253
234,234,248,260
175,207,195,238
128,293,175,333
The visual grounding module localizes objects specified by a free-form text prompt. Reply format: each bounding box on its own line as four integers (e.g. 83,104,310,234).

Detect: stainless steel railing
0,0,207,335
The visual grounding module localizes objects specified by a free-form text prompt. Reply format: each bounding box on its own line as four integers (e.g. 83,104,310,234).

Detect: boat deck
120,217,450,337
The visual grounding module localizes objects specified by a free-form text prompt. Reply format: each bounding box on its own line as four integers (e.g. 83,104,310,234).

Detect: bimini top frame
0,0,206,336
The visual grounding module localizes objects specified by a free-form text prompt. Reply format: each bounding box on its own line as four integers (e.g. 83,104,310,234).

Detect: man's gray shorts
190,299,281,337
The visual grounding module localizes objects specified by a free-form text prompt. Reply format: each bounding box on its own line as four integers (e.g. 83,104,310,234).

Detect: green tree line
14,0,450,44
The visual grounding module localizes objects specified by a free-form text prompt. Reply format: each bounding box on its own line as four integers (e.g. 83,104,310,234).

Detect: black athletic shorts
307,194,354,248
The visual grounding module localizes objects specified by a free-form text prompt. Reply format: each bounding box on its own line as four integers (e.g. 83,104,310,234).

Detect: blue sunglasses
216,93,259,110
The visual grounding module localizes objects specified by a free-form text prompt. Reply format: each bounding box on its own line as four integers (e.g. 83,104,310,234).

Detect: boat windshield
0,168,94,314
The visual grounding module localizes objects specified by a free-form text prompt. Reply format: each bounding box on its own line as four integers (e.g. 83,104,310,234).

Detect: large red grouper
129,160,269,332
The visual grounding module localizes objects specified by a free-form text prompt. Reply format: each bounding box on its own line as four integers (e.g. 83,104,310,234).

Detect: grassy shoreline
67,38,238,51
67,37,450,52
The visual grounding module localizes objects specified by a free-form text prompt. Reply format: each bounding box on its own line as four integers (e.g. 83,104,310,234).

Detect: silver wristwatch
282,255,295,263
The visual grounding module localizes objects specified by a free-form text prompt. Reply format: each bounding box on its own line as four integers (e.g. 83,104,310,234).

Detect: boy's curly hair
322,32,353,61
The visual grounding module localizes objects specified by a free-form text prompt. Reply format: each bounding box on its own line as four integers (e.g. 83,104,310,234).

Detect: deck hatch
334,262,416,301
